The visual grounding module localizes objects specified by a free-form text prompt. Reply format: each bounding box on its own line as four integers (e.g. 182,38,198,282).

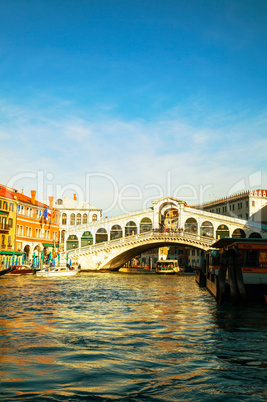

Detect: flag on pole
51,209,56,222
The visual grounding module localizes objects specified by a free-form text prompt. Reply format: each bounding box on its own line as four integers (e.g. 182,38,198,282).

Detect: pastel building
53,195,102,251
0,186,18,267
0,185,60,268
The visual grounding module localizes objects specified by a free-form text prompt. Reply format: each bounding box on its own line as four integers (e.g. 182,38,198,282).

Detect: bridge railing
68,230,215,255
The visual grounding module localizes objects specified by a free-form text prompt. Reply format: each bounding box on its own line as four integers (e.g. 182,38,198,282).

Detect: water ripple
0,274,266,401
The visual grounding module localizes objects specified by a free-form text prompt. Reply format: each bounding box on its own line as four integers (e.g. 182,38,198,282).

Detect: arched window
140,217,152,233
110,225,123,240
60,230,65,243
232,228,246,238
9,203,14,211
83,214,88,224
56,199,63,205
125,221,138,236
95,228,108,243
92,214,97,222
3,201,8,210
70,213,75,225
216,224,230,239
200,221,214,237
184,218,198,233
76,213,81,225
62,213,67,225
249,232,262,238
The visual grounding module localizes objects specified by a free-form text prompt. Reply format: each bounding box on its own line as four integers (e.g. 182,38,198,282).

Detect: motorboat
36,266,79,277
156,259,180,274
119,265,155,274
5,265,35,275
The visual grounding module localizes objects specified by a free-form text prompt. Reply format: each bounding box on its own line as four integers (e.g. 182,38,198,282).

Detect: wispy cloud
1,97,266,214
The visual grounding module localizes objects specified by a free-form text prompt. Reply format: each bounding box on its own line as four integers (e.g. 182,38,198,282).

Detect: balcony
0,223,10,233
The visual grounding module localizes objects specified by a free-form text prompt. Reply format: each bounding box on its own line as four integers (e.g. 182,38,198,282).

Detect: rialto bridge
65,196,266,270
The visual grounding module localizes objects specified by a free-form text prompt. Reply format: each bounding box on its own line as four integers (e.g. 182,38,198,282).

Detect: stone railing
68,230,215,256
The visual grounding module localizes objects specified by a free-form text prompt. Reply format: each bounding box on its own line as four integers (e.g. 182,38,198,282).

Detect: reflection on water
0,273,266,401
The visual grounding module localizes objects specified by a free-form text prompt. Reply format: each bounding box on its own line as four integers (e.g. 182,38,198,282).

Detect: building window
252,201,255,207
9,203,14,211
62,213,67,225
92,214,97,222
3,201,8,210
83,214,88,224
8,218,13,228
70,214,75,225
77,214,81,225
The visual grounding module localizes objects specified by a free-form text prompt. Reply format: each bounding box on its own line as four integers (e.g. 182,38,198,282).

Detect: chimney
31,190,36,204
73,194,77,201
49,196,54,209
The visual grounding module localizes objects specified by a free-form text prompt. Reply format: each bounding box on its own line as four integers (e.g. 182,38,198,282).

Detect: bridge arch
125,221,138,237
185,218,198,234
140,217,152,233
249,232,262,238
215,224,230,239
200,221,214,237
110,225,123,240
96,228,108,243
232,228,246,238
101,239,207,270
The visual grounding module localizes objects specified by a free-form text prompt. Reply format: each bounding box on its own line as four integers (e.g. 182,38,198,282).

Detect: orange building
0,185,60,267
0,186,18,268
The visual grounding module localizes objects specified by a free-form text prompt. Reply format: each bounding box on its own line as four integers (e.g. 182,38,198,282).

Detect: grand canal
0,273,266,401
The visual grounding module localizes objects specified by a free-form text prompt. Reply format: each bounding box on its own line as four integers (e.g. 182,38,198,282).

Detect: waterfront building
54,194,102,251
140,245,189,268
198,189,267,226
0,186,19,268
0,185,60,268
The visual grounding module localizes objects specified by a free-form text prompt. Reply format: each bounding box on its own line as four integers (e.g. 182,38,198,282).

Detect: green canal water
0,273,266,401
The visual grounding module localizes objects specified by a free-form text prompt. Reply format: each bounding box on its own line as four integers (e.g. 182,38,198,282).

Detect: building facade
140,245,189,268
0,186,19,268
54,195,102,251
0,185,60,269
198,190,267,225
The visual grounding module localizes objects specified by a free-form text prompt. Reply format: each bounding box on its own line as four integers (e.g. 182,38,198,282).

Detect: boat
119,265,155,274
206,238,267,303
36,266,79,277
5,265,35,275
0,266,16,276
156,259,179,274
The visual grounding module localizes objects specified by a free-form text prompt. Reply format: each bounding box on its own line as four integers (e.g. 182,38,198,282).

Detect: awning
0,251,24,255
42,243,59,248
0,211,9,215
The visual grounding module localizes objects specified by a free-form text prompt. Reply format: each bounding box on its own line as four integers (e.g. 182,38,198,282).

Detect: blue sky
1,0,267,215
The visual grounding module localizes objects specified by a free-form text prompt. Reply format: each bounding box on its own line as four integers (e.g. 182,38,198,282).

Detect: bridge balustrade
68,229,215,256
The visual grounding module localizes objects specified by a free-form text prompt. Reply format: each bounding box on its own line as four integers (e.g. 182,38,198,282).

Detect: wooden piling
218,252,227,305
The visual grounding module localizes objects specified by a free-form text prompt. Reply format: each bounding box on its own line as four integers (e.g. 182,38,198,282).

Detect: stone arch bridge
65,196,266,270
